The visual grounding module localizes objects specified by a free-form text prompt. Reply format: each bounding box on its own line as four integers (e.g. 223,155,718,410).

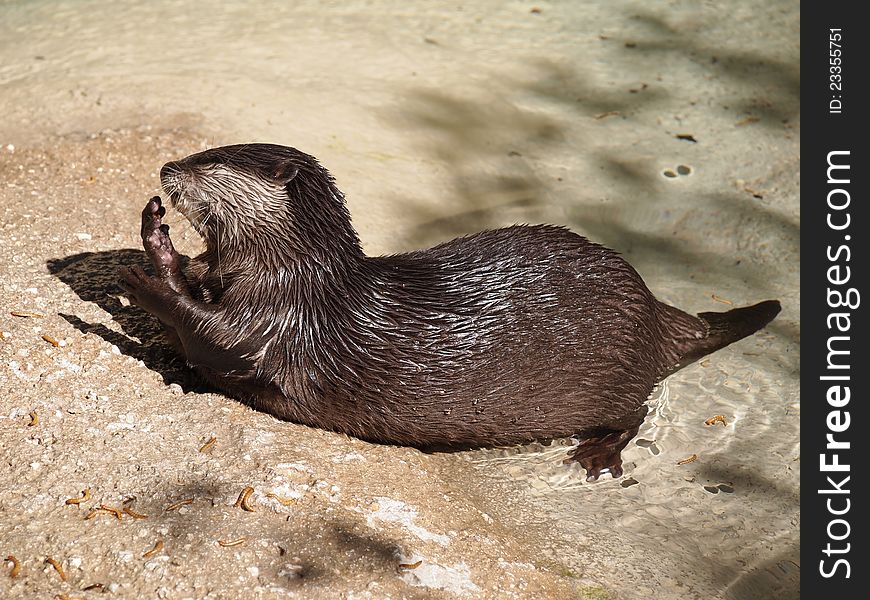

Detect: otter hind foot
566,428,639,482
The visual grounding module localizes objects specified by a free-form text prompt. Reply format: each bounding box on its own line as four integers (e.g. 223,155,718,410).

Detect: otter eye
272,162,299,184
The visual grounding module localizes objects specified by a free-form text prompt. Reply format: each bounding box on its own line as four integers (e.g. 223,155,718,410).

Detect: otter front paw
141,196,178,276
118,265,178,324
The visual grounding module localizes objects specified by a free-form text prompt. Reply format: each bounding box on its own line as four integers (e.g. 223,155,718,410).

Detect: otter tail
674,300,781,369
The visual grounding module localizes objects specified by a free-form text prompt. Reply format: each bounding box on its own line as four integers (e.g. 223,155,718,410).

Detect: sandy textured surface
2,1,798,599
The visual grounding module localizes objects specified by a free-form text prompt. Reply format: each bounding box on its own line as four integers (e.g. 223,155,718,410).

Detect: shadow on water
388,60,669,251
46,250,200,391
390,64,797,304
722,547,800,600
385,86,561,246
386,2,799,278
519,58,672,118
691,444,800,599
621,12,800,125
694,454,800,508
563,190,799,288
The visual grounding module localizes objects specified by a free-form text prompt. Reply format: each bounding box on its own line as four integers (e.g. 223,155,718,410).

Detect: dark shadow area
384,2,799,276
389,65,796,314
521,58,671,118
623,12,800,125
690,446,800,599
117,478,409,589
388,87,562,251
136,477,335,587
329,521,403,567
594,153,661,195
762,319,800,375
722,546,800,600
563,190,799,293
388,56,670,251
266,518,409,588
693,458,800,505
46,250,201,391
400,196,541,245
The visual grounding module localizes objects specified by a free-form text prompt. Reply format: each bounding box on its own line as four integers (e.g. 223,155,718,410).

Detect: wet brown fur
119,143,780,479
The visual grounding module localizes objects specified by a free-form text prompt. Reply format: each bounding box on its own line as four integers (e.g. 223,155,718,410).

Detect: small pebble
279,564,304,579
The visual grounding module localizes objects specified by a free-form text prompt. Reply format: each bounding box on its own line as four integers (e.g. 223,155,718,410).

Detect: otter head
160,144,362,266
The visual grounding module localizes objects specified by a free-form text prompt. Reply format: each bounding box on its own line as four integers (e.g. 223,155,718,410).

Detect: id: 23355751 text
829,28,843,114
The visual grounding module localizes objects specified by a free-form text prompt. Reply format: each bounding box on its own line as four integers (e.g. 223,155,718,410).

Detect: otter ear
272,161,299,185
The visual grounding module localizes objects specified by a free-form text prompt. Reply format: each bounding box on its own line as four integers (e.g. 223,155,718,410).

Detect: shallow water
464,343,799,598
1,1,799,597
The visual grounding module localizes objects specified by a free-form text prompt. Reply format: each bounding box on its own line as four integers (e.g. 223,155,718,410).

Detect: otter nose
160,161,181,183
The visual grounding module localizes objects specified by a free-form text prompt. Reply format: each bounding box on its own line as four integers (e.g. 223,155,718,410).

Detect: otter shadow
46,250,200,390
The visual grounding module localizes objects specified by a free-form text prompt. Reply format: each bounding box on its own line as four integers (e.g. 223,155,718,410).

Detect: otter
118,144,780,481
